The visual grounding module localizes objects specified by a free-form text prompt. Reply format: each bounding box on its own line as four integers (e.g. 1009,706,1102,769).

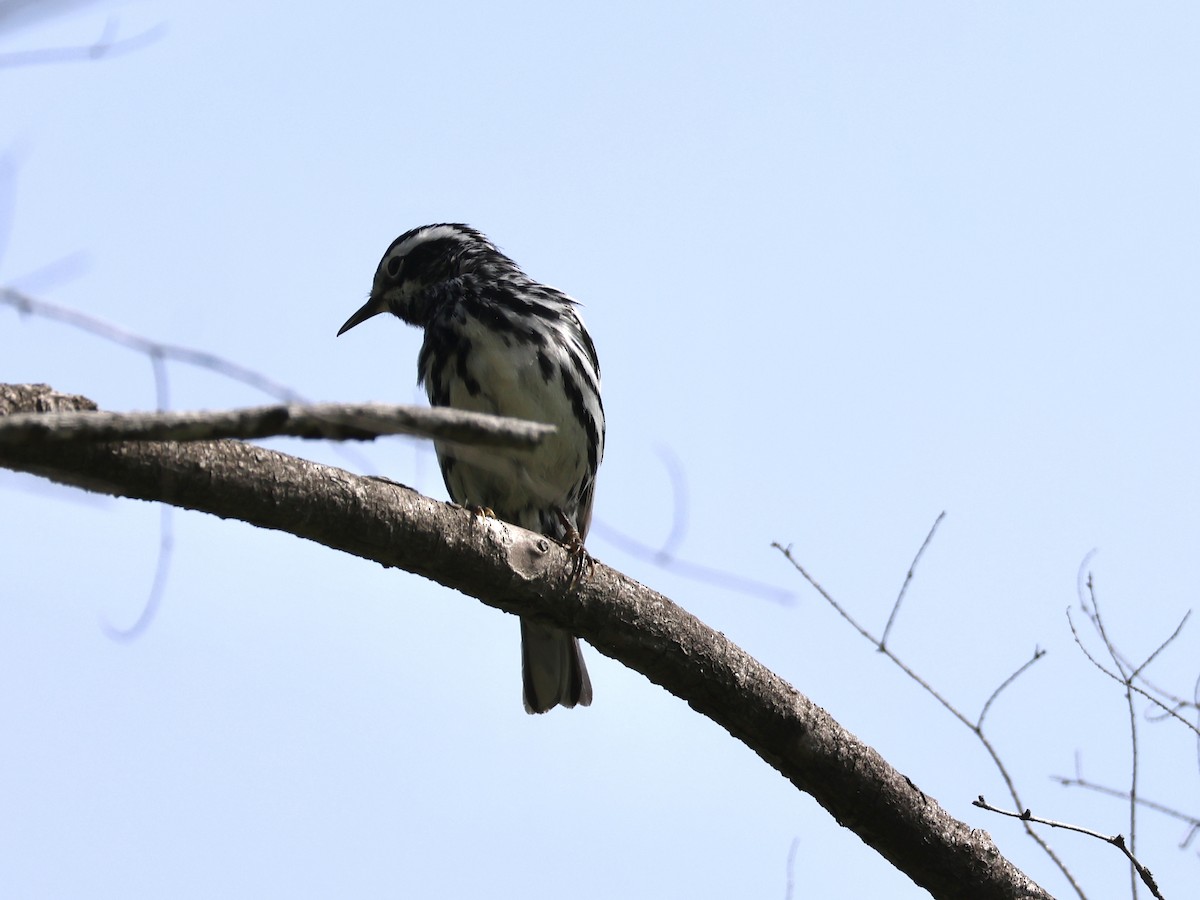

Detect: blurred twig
102,501,172,641
0,16,166,68
3,288,307,402
784,837,800,900
597,519,794,606
1052,768,1200,853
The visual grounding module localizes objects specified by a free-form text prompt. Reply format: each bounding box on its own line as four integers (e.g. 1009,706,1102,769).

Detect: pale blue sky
2,2,1198,897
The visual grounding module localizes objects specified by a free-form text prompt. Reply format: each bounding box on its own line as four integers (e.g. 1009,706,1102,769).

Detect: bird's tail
520,618,593,714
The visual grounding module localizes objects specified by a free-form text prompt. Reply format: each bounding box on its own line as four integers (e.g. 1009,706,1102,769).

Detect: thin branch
881,510,945,648
977,648,1046,731
0,401,554,449
1131,611,1192,681
973,796,1164,900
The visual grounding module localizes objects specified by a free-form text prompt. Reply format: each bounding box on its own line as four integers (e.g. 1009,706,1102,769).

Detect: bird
337,224,604,713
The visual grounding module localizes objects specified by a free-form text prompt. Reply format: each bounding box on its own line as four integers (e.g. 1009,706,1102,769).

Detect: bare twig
1131,612,1191,680
3,289,307,402
974,796,1164,900
653,445,688,559
1052,775,1200,845
881,510,944,648
978,648,1046,731
102,502,173,640
597,521,794,605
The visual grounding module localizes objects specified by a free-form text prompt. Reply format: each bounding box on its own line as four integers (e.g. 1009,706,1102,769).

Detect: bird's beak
337,294,388,336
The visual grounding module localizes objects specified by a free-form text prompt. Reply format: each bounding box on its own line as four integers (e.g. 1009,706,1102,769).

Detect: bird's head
338,223,510,335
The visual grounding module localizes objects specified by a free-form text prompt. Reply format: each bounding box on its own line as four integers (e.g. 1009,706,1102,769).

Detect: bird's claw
556,508,595,585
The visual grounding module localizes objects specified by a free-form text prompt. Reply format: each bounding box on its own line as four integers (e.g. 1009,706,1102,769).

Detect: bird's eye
386,257,403,278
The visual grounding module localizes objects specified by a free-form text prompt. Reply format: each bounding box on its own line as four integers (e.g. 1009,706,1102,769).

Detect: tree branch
0,384,1049,900
0,396,553,448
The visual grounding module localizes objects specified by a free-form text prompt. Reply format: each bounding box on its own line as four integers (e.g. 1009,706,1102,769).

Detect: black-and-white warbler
338,224,604,714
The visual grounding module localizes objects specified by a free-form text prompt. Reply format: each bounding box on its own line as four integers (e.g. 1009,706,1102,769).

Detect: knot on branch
0,383,97,416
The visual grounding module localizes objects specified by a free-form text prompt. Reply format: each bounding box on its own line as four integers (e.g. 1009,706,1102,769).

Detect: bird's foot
448,500,497,525
556,508,595,585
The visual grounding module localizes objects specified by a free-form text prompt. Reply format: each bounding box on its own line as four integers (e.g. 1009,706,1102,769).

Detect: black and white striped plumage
338,224,603,713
